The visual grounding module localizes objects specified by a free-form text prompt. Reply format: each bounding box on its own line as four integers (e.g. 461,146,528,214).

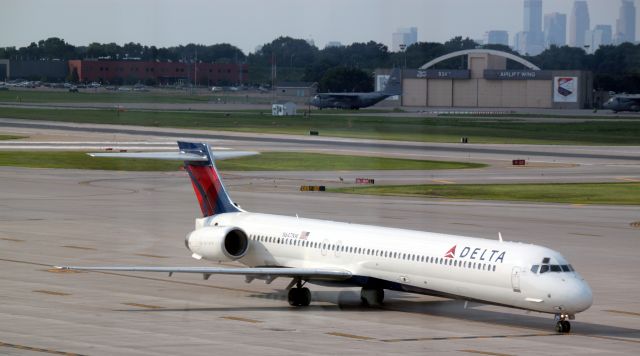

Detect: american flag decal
300,231,310,240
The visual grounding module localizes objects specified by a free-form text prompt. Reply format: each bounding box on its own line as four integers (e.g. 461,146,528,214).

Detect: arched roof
419,49,541,71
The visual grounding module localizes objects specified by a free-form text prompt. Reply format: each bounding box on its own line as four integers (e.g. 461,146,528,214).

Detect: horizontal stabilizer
88,150,259,161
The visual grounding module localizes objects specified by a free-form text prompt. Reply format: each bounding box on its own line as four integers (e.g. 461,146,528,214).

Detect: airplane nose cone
574,280,593,312
559,277,593,313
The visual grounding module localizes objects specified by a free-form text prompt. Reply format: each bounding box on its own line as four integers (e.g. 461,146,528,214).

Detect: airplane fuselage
190,212,593,315
310,93,391,110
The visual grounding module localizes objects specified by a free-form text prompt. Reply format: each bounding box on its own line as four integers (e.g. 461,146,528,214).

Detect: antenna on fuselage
498,232,503,242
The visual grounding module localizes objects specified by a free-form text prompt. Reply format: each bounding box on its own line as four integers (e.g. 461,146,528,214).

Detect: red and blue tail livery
178,141,241,216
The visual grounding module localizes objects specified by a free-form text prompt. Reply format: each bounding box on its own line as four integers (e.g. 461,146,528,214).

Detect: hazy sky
1,0,636,53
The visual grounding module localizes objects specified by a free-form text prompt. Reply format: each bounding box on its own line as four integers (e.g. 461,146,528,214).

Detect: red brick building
68,60,248,85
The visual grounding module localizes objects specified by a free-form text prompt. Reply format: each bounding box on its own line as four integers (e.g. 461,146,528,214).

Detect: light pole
399,44,407,69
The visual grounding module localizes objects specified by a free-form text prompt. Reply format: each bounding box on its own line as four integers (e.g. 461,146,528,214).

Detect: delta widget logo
557,77,575,97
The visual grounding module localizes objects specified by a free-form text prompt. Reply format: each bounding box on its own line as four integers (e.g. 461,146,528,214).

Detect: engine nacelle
185,226,249,262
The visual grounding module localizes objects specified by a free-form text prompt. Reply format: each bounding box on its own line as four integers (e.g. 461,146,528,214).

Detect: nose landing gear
555,314,572,333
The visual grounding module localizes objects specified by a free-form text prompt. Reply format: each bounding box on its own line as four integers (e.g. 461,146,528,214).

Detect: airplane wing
55,266,352,281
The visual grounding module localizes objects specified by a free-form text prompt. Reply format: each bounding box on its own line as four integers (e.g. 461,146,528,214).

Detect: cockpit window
531,265,539,273
537,264,574,274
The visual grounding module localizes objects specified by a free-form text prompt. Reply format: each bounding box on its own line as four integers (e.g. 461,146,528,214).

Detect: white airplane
58,141,593,333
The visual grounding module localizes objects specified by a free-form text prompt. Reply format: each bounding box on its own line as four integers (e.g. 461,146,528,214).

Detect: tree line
1,36,639,92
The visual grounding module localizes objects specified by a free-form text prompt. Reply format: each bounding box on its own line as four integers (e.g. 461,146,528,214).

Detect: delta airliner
58,141,592,333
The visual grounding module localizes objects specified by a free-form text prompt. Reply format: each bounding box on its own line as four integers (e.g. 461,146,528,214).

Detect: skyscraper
569,1,590,48
586,25,613,53
520,0,544,55
485,30,509,46
615,0,636,44
524,0,543,33
544,12,567,47
391,27,418,52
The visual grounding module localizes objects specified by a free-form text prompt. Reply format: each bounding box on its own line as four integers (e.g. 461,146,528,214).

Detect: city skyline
0,0,636,54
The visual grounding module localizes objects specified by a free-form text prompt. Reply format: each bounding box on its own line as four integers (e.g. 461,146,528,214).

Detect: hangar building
377,49,593,109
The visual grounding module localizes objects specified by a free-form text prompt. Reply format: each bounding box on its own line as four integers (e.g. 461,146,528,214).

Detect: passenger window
531,265,539,273
540,265,549,273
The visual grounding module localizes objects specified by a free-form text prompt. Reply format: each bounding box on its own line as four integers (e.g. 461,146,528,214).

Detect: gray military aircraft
310,68,402,109
603,94,640,113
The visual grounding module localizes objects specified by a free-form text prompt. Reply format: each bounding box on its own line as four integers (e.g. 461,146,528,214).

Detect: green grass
2,106,640,144
0,151,481,171
0,134,26,140
331,182,640,205
216,152,485,171
0,89,269,104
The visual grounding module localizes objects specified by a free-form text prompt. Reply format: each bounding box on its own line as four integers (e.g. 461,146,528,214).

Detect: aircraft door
511,267,521,293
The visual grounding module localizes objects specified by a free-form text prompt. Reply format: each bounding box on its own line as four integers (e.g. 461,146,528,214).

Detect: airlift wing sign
445,245,506,263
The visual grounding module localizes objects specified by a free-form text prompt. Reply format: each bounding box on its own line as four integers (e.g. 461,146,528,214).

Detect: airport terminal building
377,49,593,109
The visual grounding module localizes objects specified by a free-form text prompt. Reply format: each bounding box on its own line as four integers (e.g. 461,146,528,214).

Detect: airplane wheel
288,287,311,307
300,287,311,306
360,288,384,307
288,288,300,306
556,321,564,333
562,320,571,333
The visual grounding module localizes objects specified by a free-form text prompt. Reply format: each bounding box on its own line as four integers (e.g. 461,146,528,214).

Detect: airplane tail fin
381,68,402,96
89,141,258,217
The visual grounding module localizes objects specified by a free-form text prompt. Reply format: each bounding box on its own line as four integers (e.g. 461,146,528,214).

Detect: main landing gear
287,279,311,307
555,314,572,334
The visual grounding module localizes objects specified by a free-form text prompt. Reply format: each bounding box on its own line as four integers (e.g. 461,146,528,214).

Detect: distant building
615,0,636,44
274,82,317,98
392,27,418,52
325,41,343,48
0,59,68,81
524,0,543,33
569,1,590,48
544,12,567,47
485,31,509,46
67,60,248,85
516,0,544,55
586,25,613,53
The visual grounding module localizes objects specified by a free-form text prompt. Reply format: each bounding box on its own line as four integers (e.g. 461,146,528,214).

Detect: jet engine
185,226,249,261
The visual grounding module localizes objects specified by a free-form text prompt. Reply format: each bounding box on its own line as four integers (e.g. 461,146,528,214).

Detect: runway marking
326,332,374,341
451,222,482,227
135,253,169,259
45,268,84,274
585,335,640,344
0,340,87,356
570,232,602,237
630,221,640,228
571,204,585,207
380,333,557,343
0,237,23,242
33,290,71,296
61,245,96,251
459,350,515,356
122,302,165,309
221,316,263,324
604,309,640,317
431,179,456,184
615,177,640,182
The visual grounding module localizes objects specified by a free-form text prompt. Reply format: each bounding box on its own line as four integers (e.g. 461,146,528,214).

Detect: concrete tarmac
1,167,639,355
